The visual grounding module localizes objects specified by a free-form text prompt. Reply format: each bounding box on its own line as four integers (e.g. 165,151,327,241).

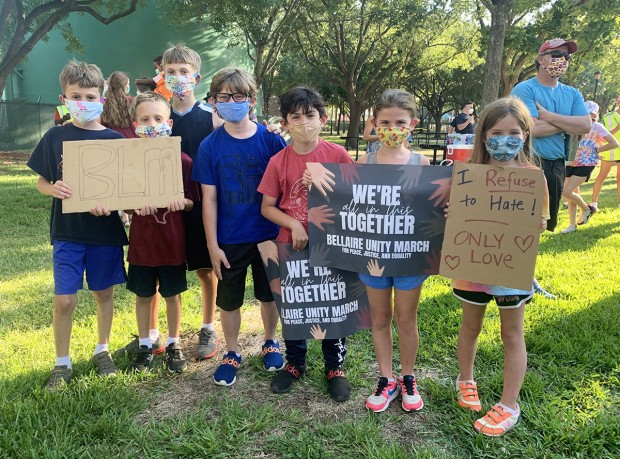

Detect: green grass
0,158,619,458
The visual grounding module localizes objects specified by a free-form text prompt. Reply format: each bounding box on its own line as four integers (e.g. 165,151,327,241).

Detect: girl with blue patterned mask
447,96,549,438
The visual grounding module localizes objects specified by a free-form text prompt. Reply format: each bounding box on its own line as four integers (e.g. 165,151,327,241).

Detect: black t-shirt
450,112,475,134
27,124,129,246
171,103,214,160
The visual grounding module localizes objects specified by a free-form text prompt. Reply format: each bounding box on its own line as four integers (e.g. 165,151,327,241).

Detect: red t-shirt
127,152,199,266
258,138,352,243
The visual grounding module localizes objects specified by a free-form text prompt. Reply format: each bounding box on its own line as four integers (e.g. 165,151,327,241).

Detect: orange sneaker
456,376,481,412
474,403,520,437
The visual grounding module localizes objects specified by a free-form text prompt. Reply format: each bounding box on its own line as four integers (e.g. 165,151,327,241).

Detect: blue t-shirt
512,77,588,160
192,122,287,244
171,102,214,160
27,124,128,246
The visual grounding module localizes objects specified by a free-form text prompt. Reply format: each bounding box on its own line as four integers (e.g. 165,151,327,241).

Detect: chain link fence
0,100,57,152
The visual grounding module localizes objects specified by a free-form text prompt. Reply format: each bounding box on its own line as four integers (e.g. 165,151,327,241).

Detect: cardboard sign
257,241,371,340
62,137,184,213
439,162,545,290
307,163,452,277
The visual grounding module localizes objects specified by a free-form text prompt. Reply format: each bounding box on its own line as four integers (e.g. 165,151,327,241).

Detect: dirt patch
0,151,30,165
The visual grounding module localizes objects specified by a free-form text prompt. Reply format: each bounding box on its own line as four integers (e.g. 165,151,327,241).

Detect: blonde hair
373,89,417,119
469,97,535,166
162,44,201,74
131,91,170,120
100,71,132,128
59,59,105,94
210,67,257,98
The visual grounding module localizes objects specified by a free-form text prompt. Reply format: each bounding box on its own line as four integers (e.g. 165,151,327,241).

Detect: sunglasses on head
544,50,571,60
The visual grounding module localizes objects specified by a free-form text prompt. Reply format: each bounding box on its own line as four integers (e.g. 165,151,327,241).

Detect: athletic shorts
217,242,273,311
566,165,595,181
52,240,126,295
127,263,187,298
453,288,532,309
185,211,213,271
358,273,428,290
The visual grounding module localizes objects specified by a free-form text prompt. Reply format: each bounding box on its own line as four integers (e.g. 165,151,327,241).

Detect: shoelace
373,377,389,396
401,377,416,395
199,329,214,345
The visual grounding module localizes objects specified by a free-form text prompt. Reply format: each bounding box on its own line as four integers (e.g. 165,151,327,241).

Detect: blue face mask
216,100,250,123
485,135,524,161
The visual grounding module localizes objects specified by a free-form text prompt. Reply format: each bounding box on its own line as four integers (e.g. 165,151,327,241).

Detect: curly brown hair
100,71,133,128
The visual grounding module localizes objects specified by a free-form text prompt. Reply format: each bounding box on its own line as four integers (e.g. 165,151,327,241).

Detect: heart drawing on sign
514,235,534,253
444,255,460,270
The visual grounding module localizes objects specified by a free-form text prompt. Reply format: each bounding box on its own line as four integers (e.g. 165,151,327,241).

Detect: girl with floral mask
357,89,430,415
446,96,549,437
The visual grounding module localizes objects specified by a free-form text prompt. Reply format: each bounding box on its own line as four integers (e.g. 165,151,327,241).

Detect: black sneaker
326,367,351,402
114,334,165,357
129,345,153,372
195,328,218,360
46,365,73,391
271,363,305,393
166,342,187,373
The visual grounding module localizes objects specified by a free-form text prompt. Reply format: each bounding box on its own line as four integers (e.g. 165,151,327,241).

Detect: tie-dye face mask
165,73,199,100
135,122,172,138
64,99,103,124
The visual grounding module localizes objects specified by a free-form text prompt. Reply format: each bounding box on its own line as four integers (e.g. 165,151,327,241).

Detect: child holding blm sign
446,97,549,436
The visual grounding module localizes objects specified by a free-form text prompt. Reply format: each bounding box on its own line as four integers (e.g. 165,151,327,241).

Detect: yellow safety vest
601,111,620,161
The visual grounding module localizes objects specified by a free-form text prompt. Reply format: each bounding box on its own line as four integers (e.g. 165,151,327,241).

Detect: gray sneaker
93,351,118,377
195,328,218,360
46,365,73,391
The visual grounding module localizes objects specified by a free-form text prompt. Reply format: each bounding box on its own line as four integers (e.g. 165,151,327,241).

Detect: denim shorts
52,240,126,295
358,273,428,290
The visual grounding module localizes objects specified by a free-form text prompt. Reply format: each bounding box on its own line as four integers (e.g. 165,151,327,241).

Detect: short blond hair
59,60,105,94
210,67,257,98
162,44,201,74
131,91,170,120
373,89,417,119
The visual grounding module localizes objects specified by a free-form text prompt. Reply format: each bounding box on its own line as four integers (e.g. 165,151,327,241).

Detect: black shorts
185,210,213,271
453,288,532,309
566,165,595,181
127,263,187,298
217,242,273,311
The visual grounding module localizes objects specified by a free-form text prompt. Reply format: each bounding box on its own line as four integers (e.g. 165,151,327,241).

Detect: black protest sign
257,241,371,340
307,163,452,277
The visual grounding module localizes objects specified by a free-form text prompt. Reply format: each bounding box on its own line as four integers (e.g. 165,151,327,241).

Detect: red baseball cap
539,38,577,55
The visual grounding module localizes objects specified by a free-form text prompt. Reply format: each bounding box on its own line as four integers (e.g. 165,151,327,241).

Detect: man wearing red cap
512,38,591,297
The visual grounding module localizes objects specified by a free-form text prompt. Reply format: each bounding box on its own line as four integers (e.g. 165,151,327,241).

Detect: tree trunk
433,114,442,134
346,99,364,151
481,0,513,107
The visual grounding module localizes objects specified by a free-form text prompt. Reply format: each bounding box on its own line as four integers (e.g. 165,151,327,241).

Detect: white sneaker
561,225,577,234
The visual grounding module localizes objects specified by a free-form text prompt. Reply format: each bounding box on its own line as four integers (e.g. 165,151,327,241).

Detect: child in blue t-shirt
192,67,287,386
27,60,128,390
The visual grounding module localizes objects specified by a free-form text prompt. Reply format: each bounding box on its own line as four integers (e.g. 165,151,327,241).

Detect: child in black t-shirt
27,60,128,391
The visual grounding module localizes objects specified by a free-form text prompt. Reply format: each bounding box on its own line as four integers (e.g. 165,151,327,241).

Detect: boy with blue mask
192,67,287,386
27,60,128,390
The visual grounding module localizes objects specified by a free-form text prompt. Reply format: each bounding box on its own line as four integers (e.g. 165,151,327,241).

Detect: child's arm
261,195,308,251
597,132,620,155
36,176,71,200
202,184,229,279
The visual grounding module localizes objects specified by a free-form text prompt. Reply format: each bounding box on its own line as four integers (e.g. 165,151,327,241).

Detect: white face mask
468,109,474,115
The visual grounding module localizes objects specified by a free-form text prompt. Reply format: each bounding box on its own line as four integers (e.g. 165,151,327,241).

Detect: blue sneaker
262,340,285,372
213,351,242,386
